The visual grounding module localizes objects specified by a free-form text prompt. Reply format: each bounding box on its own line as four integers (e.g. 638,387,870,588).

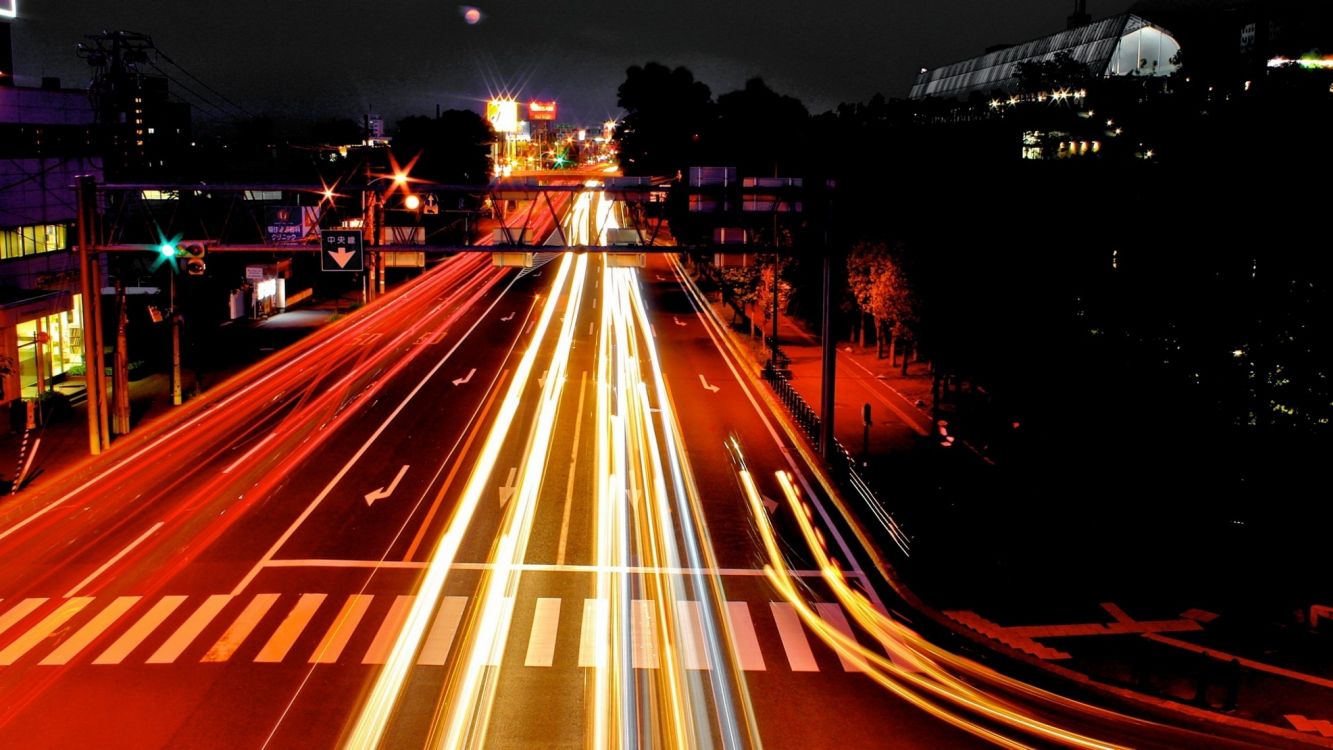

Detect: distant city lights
1267,55,1333,70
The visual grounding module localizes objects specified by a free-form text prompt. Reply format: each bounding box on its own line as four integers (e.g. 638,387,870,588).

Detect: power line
153,48,258,120
145,60,242,123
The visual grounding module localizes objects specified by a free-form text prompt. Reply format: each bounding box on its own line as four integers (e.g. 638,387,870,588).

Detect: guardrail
761,359,912,557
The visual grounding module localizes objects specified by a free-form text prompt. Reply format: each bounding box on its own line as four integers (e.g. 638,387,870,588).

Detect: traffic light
179,241,209,276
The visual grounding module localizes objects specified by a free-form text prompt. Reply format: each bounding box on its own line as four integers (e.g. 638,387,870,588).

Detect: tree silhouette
615,63,715,176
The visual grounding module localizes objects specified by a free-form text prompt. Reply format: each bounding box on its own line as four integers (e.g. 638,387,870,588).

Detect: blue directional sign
321,230,364,272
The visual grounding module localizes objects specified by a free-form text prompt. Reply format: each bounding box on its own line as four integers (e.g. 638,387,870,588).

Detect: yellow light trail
732,435,1135,750
428,253,589,749
342,252,577,750
591,260,761,750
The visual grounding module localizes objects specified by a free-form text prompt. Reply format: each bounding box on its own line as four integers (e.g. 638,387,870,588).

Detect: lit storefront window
15,296,84,399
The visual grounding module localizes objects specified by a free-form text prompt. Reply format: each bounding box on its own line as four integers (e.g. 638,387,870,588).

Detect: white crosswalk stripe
0,593,878,673
310,594,372,664
770,602,819,672
94,595,186,665
524,598,560,667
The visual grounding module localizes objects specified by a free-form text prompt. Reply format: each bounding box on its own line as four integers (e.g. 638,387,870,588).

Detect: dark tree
714,77,810,176
392,110,493,185
615,63,715,177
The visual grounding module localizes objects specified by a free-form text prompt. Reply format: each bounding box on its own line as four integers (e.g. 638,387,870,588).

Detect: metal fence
761,355,913,557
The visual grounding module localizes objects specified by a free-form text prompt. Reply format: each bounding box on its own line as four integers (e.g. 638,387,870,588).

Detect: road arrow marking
498,467,518,507
673,316,687,326
452,368,476,386
699,374,720,393
365,465,409,506
328,248,357,269
762,494,778,514
501,312,516,322
538,370,547,389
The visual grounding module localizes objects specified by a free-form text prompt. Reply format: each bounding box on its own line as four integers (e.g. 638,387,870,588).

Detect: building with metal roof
910,14,1181,100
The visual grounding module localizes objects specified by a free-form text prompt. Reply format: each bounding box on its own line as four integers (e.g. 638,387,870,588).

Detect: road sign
321,230,364,272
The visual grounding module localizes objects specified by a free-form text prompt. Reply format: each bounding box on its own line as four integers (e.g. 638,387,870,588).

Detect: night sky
13,0,1133,128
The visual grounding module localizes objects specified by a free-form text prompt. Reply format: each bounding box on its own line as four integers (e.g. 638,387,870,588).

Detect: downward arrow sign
699,374,720,393
365,464,409,506
452,368,476,386
761,494,779,514
538,370,547,389
328,248,357,269
498,467,518,507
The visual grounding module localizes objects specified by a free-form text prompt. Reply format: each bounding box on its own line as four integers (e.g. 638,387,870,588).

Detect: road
0,187,1288,749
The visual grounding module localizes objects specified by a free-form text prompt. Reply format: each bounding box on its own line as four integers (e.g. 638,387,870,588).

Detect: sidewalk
0,293,353,495
683,259,1333,748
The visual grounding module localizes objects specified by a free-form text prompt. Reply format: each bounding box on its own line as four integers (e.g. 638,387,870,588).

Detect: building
0,18,104,412
0,83,102,406
77,31,191,180
910,13,1182,101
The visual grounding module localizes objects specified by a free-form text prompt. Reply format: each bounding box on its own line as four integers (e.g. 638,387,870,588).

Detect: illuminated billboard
1,0,16,18
486,99,519,134
528,100,558,121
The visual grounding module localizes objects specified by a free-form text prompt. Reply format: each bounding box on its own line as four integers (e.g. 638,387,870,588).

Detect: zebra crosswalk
0,593,882,672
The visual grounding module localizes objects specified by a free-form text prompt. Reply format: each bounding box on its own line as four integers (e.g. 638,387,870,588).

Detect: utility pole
169,270,181,406
75,175,110,454
112,278,131,433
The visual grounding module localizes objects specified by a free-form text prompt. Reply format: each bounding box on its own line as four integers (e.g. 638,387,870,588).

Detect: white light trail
342,253,577,750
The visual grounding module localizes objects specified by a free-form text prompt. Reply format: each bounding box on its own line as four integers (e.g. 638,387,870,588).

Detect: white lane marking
815,602,863,672
770,602,818,672
0,598,47,639
418,596,467,666
0,597,93,665
65,521,165,598
556,370,588,566
256,593,326,663
362,595,413,664
222,432,277,474
95,595,187,664
525,598,561,667
41,595,141,665
311,594,373,664
147,594,232,664
202,593,281,662
497,467,518,508
578,598,606,667
632,599,658,669
726,601,765,671
677,600,710,670
364,464,410,506
231,273,521,596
